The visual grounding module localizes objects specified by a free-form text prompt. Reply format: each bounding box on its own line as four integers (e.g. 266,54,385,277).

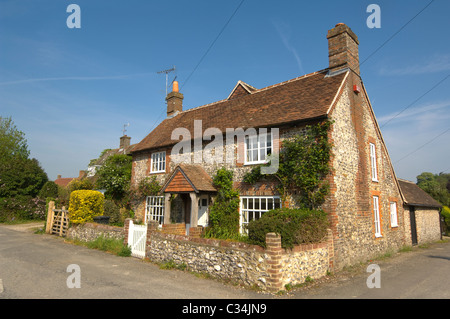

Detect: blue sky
1,0,449,182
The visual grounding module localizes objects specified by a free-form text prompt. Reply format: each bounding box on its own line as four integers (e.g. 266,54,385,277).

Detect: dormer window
244,132,272,165
151,151,166,173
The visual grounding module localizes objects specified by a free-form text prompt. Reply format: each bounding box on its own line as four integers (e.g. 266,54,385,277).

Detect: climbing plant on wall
243,120,333,209
205,167,240,239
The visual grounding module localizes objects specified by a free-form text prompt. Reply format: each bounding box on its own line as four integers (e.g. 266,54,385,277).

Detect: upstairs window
245,132,272,164
151,151,166,173
390,201,398,228
370,143,378,182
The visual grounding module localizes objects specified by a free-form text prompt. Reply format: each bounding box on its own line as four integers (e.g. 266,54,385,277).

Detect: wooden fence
45,201,69,237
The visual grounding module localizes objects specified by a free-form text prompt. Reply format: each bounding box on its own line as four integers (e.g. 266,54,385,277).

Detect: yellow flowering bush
69,190,104,224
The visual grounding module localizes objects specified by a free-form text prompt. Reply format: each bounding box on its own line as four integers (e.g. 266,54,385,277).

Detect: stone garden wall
67,222,125,242
135,220,334,292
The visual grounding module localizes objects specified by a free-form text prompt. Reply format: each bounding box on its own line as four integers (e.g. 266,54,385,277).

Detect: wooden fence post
46,201,55,234
59,206,66,237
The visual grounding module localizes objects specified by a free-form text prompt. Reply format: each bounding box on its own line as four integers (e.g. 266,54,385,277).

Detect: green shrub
68,190,104,224
206,168,240,239
103,199,119,223
38,181,59,199
442,206,450,235
0,196,46,222
86,235,131,257
246,208,329,249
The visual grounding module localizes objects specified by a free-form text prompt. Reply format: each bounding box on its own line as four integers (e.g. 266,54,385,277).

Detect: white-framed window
390,201,398,228
373,196,382,237
245,132,272,164
151,151,166,173
370,143,378,182
145,196,165,225
240,196,281,233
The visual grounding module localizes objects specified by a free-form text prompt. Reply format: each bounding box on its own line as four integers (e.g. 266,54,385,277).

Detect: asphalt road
1,222,450,301
0,223,267,299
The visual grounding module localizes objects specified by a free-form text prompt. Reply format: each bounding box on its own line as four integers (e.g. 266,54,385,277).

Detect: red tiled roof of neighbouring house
54,177,75,188
132,69,348,153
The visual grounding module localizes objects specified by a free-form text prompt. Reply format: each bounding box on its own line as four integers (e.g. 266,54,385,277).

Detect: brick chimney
327,23,360,75
120,135,131,149
166,80,183,117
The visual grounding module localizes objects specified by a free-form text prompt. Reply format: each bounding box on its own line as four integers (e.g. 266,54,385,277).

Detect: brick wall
326,73,407,269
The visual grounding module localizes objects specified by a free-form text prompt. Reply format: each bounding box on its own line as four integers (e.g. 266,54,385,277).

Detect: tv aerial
157,66,176,96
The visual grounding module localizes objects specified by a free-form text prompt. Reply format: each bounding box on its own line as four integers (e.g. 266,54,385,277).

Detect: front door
410,207,418,245
197,195,209,227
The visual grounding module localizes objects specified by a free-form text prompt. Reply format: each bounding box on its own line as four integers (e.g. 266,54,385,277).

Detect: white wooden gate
127,220,147,258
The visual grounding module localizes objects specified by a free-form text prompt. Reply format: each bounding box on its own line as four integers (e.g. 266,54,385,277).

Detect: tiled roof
162,164,217,193
398,179,442,208
91,144,136,166
54,177,75,187
132,69,347,153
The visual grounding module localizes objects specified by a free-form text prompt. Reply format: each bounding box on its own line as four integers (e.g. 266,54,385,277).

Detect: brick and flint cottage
129,23,441,269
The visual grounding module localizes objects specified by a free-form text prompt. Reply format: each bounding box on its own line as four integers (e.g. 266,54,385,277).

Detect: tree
95,154,132,200
38,181,59,199
0,156,48,198
416,172,450,207
0,117,29,162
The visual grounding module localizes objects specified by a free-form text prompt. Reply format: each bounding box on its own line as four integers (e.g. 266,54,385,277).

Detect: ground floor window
373,196,382,237
240,196,281,233
145,196,165,225
390,201,398,227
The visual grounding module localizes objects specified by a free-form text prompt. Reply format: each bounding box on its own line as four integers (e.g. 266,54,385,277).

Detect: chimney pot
166,83,183,117
327,23,360,75
120,135,131,149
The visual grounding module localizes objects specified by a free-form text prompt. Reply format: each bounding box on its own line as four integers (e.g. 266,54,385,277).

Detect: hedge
245,208,329,249
69,190,104,224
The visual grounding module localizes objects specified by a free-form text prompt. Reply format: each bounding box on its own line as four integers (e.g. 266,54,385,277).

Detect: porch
160,164,217,235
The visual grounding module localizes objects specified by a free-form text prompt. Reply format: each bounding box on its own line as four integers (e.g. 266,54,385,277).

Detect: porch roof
162,164,217,193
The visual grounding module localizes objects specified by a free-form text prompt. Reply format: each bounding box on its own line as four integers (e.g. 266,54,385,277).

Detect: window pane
261,198,267,210
274,197,281,209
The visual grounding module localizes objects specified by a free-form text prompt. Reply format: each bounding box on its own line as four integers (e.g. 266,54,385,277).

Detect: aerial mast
157,66,176,96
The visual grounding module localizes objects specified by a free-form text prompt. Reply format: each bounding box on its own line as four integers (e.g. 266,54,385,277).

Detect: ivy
204,168,241,239
137,176,162,197
243,120,333,209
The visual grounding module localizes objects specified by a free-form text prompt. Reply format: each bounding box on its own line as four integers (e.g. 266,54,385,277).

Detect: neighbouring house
398,179,443,245
87,134,136,181
129,23,440,270
54,170,87,188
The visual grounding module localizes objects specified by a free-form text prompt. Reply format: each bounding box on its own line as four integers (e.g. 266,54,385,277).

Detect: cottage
398,179,442,245
130,23,437,270
87,134,136,179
